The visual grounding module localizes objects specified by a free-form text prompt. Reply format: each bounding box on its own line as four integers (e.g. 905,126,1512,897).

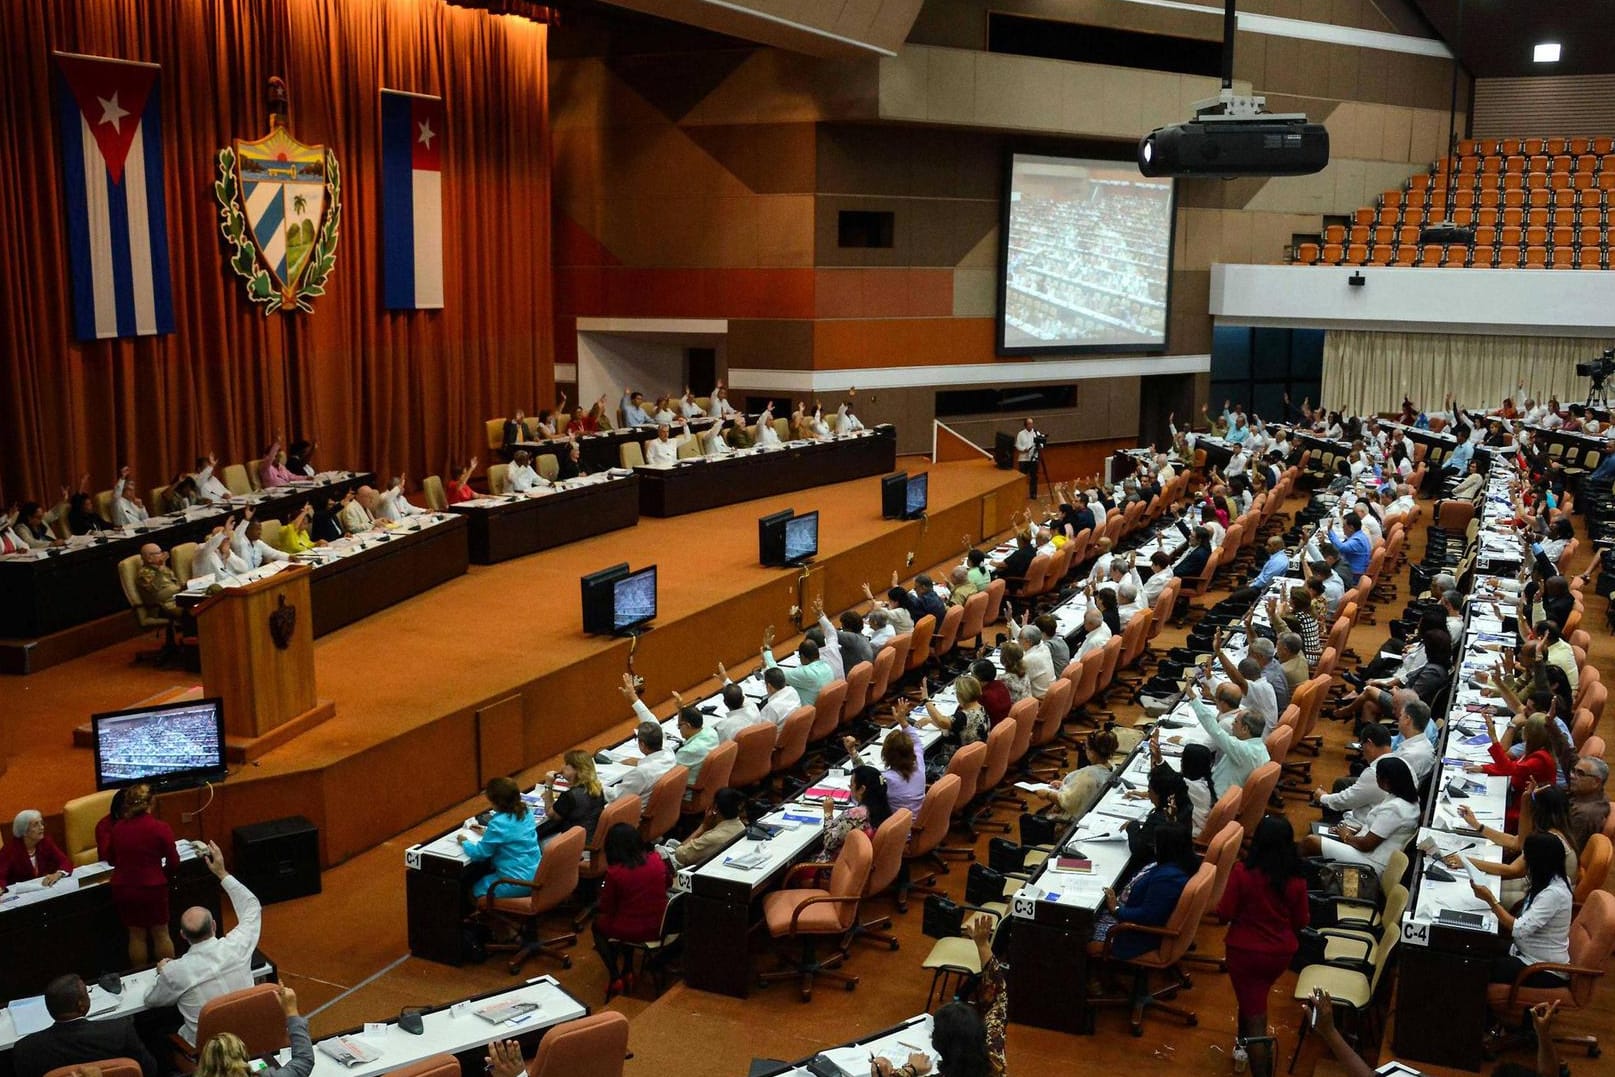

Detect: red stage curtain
0,0,553,504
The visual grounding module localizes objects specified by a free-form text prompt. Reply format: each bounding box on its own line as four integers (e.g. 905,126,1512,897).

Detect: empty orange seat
1580,225,1605,247
1393,246,1417,266
1478,138,1501,156
1575,171,1599,189
1569,137,1591,155
1481,156,1504,174
1550,148,1572,166
1501,138,1522,156
1373,225,1395,247
1528,153,1549,171
1575,156,1598,175
1295,241,1320,264
1579,247,1604,269
1551,154,1573,172
1321,243,1344,264
1468,245,1495,267
1503,172,1524,191
1554,189,1577,211
1402,206,1425,227
1353,207,1376,227
1450,207,1474,226
1476,207,1500,228
1505,154,1527,173
1457,138,1478,156
1550,246,1574,268
1527,208,1550,228
1528,188,1552,207
1593,136,1614,154
1550,171,1572,190
1345,242,1369,264
1526,225,1549,246
1348,224,1370,244
1382,190,1403,209
1524,245,1548,267
1419,244,1445,265
1527,171,1550,189
1501,225,1523,246
1479,188,1501,208
1408,173,1431,191
1523,138,1545,156
1502,207,1525,228
1473,224,1497,246
1368,245,1393,265
1600,172,1615,191
1552,225,1574,248
1323,224,1346,244
1398,225,1420,246
1497,245,1523,267
1504,188,1526,208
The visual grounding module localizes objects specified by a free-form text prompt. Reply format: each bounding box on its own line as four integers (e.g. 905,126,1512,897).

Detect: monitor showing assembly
92,698,228,791
612,566,658,634
998,152,1175,355
783,511,820,565
905,473,929,518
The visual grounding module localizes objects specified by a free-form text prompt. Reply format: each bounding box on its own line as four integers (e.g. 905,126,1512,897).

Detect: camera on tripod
1032,431,1048,448
1575,348,1615,381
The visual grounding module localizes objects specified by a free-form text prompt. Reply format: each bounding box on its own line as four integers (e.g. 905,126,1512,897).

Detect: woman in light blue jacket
459,776,541,898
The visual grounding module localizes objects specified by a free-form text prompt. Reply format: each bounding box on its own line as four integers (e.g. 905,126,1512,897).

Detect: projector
1138,91,1329,178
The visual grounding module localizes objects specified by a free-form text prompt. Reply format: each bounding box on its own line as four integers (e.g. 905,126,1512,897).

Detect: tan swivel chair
852,808,913,950
537,454,560,482
930,604,963,664
639,765,690,845
728,722,777,790
759,828,873,1001
169,541,201,585
63,789,115,866
173,984,288,1071
527,1011,630,1077
1089,861,1218,1035
898,774,961,910
487,463,511,495
981,578,1007,627
883,634,913,693
477,825,584,974
904,615,937,677
221,464,251,496
681,740,736,823
676,437,703,460
118,553,178,660
422,475,447,511
771,705,815,780
93,489,115,523
619,442,645,469
485,419,506,453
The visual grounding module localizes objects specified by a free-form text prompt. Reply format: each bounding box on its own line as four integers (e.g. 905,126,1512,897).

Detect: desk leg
684,892,752,997
407,870,466,966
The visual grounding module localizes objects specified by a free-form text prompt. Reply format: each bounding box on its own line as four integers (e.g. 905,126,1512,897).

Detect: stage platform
2,457,1025,868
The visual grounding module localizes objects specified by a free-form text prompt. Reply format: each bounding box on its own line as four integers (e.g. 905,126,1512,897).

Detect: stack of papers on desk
475,1000,541,1025
6,996,50,1037
722,846,772,871
317,1036,381,1068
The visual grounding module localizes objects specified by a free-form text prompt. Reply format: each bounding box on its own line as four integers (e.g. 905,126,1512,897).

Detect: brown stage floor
2,456,1024,864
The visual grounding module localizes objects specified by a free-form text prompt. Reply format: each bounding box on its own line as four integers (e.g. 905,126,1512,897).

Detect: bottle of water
1232,1042,1249,1073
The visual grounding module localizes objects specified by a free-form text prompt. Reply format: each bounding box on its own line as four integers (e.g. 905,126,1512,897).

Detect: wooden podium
194,565,335,761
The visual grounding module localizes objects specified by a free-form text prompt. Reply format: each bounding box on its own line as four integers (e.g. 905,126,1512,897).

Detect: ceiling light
1534,42,1562,63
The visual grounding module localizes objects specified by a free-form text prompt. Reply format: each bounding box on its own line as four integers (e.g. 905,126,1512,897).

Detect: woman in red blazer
1,809,72,887
104,784,181,965
1478,715,1561,829
592,821,671,999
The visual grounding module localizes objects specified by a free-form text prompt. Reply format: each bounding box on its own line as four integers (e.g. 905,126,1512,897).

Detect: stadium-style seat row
1289,133,1615,270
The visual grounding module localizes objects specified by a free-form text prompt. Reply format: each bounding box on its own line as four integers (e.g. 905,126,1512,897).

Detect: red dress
105,813,181,929
1216,863,1310,1017
1484,745,1557,829
0,837,71,885
446,480,475,504
596,857,671,942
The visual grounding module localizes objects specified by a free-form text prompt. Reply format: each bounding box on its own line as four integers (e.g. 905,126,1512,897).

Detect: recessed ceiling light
1534,42,1562,63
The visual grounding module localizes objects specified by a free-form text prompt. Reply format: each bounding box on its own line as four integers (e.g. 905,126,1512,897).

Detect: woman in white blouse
1474,832,1573,990
1299,756,1420,870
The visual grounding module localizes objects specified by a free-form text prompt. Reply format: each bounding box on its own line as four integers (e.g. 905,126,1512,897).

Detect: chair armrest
169,1033,198,1062
788,894,863,934
1099,922,1178,961
1506,963,1603,1006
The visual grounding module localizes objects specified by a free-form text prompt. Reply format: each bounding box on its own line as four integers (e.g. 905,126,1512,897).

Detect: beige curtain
1322,331,1611,416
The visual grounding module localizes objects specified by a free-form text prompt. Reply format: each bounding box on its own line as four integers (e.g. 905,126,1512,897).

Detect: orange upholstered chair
1198,784,1243,848
759,828,874,1000
966,716,1017,834
956,590,990,651
853,808,914,949
478,824,584,973
1183,819,1245,970
981,577,1007,626
841,661,873,728
771,705,816,777
385,1056,461,1077
931,603,963,663
680,741,735,821
45,1061,143,1077
1575,834,1611,909
905,615,937,677
1237,762,1282,843
1486,890,1615,1059
1090,861,1219,1035
809,679,849,746
899,774,961,909
884,634,914,693
574,795,641,927
866,646,897,706
641,764,691,843
527,1011,631,1077
728,722,777,790
174,984,288,1072
935,741,988,859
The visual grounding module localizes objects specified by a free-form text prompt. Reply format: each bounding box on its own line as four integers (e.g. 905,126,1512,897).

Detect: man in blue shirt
1327,513,1372,578
1226,535,1291,604
1588,441,1615,483
1442,429,1474,473
620,388,651,426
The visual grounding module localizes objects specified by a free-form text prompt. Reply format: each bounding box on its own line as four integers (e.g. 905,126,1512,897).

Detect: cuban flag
55,53,175,341
381,89,444,310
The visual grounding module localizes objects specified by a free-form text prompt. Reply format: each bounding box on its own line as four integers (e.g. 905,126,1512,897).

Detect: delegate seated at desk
1,809,71,888
145,840,263,1047
13,974,159,1077
197,984,313,1077
537,750,607,844
611,679,678,807
458,777,541,898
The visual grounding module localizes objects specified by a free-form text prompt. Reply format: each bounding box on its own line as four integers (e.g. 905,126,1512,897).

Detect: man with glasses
1567,757,1610,850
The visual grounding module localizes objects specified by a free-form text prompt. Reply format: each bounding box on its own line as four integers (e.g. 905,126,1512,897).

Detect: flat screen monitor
612,566,658,634
881,472,908,520
905,473,929,518
581,562,630,634
783,511,819,564
91,698,228,791
998,152,1175,355
758,509,795,566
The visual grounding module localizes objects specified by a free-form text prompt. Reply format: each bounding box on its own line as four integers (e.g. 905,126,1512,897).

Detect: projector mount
1191,88,1307,125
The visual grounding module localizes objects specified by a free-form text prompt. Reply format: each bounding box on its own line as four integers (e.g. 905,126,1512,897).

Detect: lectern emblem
269,594,297,650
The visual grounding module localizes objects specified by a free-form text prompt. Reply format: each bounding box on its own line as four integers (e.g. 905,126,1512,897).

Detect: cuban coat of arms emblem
215,77,341,313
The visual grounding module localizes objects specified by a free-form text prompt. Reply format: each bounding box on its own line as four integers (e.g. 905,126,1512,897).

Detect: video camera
1575,348,1615,380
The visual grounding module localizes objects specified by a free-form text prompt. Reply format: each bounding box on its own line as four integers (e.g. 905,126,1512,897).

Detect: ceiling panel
1411,1,1615,78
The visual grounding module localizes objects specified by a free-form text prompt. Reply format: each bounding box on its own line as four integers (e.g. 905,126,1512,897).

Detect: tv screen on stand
91,698,229,792
880,473,908,520
612,566,658,634
581,562,630,635
905,473,929,518
783,511,819,564
758,509,795,566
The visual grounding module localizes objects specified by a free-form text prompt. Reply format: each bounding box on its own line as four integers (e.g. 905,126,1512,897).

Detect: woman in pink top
261,440,295,487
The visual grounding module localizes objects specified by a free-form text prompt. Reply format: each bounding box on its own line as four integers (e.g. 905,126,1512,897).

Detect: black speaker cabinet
232,816,321,905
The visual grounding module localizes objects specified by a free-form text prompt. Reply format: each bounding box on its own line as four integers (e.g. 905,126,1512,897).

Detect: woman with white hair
1,809,71,888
